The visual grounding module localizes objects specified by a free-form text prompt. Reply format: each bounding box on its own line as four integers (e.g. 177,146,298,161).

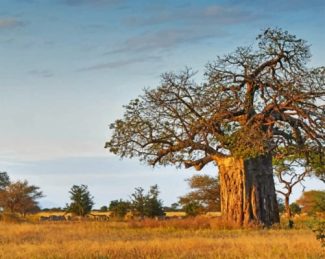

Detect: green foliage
99,205,108,212
183,201,202,216
144,185,164,217
0,172,10,190
308,151,325,183
273,148,324,183
297,190,325,215
179,175,220,213
0,179,43,216
130,187,146,218
290,202,302,215
167,202,181,212
109,199,131,218
130,185,164,218
66,185,94,217
42,207,63,212
312,220,325,247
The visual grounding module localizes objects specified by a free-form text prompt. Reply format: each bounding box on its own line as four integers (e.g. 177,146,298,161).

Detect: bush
312,220,325,247
130,185,164,218
109,200,131,219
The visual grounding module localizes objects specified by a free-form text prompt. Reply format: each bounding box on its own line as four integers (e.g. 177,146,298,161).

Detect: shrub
312,220,325,247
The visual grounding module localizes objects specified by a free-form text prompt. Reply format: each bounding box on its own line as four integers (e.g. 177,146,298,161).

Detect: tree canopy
66,185,94,217
130,185,164,218
179,175,220,213
0,179,43,216
109,199,131,219
0,172,10,190
106,28,324,175
297,190,325,215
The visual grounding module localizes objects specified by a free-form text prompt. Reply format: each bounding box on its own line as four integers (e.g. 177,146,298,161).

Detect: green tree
183,201,202,216
163,203,180,212
66,185,94,216
0,180,43,216
0,172,10,190
106,28,324,226
99,205,108,212
109,199,131,219
144,185,164,217
297,190,325,215
130,185,164,218
179,175,220,213
130,187,146,218
289,202,301,215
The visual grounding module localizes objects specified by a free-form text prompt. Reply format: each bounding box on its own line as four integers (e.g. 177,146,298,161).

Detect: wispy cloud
0,18,24,29
109,4,257,55
62,0,125,6
123,4,257,27
229,0,325,12
28,70,54,78
77,56,162,72
105,27,227,56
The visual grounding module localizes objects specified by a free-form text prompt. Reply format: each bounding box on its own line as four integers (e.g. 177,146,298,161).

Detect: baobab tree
106,28,324,226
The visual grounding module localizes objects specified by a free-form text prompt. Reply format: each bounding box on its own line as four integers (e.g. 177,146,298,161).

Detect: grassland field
0,215,324,259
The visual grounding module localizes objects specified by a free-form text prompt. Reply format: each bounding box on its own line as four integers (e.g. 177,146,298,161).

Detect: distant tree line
0,171,324,220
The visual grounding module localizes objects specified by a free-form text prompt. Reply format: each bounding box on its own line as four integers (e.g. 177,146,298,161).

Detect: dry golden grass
0,219,323,259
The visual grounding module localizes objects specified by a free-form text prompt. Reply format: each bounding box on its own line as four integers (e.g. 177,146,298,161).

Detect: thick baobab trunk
217,155,279,226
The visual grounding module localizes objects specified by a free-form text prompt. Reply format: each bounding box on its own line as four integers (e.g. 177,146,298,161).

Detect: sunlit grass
0,219,323,258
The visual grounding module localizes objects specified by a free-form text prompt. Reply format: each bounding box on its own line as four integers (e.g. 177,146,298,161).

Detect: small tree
130,187,146,218
274,156,311,218
130,185,164,218
183,201,202,216
297,190,325,215
0,180,43,216
109,199,131,219
179,175,220,213
0,172,10,190
144,185,164,217
66,185,94,217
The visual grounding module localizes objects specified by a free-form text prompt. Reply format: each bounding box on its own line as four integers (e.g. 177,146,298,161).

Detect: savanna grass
0,218,323,258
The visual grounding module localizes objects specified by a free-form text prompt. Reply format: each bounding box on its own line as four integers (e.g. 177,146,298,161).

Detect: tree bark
217,155,279,226
285,195,291,219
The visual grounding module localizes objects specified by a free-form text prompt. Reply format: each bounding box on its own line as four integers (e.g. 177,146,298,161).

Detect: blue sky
0,0,324,208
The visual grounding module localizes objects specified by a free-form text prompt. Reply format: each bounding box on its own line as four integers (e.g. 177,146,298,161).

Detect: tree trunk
217,155,279,226
285,195,291,219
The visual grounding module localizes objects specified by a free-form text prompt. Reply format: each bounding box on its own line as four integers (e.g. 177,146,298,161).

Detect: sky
0,0,324,209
